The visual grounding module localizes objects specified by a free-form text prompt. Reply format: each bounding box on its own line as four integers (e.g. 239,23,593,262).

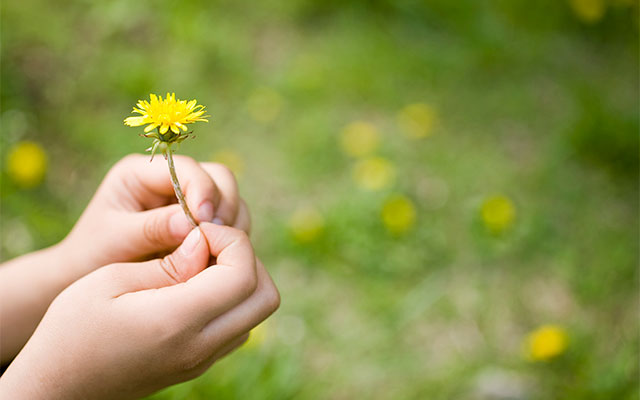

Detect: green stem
166,149,198,227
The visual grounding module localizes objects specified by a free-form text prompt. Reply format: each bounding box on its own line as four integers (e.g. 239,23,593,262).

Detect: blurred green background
1,0,638,398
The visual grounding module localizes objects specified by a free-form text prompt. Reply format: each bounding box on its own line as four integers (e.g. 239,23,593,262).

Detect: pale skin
0,154,279,398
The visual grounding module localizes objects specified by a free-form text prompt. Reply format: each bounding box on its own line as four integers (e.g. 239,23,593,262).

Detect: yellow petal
144,123,159,133
170,124,179,133
160,124,169,134
124,116,146,126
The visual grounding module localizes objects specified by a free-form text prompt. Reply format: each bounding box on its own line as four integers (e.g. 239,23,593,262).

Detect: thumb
105,227,210,295
126,204,195,255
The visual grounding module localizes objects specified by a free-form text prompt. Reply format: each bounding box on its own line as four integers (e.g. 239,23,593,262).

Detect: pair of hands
0,155,280,399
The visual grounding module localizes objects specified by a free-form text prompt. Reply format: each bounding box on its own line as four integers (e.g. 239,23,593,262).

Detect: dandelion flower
289,205,324,243
524,325,568,361
6,141,47,188
340,121,380,158
568,0,605,23
124,92,208,136
397,103,437,139
381,194,417,235
481,195,516,234
352,156,396,191
124,93,209,227
245,322,269,350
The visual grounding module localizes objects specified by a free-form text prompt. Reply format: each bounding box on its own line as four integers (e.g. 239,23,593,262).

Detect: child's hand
0,223,279,400
62,154,250,278
0,154,250,363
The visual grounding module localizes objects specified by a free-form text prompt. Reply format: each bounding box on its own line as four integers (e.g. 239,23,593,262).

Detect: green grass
1,0,638,398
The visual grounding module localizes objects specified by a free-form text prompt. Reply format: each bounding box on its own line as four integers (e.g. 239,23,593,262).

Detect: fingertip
169,226,210,281
169,208,193,240
180,227,203,256
198,223,254,267
196,200,215,223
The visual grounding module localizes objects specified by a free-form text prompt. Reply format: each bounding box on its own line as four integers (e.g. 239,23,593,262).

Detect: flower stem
166,149,198,228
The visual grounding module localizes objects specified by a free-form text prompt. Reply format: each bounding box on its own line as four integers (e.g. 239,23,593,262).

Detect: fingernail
180,227,201,256
212,217,224,225
197,201,215,223
169,212,192,238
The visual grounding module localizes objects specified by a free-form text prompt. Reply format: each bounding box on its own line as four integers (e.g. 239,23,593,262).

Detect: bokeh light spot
6,141,48,188
245,321,269,350
289,205,325,243
340,121,379,158
524,324,568,361
352,156,396,191
397,103,437,139
568,0,606,23
481,194,516,234
381,194,417,235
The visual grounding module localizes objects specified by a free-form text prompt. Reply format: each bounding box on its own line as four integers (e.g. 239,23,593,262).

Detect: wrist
41,240,83,291
0,342,75,400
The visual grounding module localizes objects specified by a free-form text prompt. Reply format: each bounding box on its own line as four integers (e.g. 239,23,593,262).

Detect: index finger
147,223,258,326
102,154,221,223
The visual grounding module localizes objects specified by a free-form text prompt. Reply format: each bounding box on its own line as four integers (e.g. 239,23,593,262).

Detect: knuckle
142,215,166,249
158,255,183,284
92,264,121,286
263,283,281,313
212,163,236,181
235,269,258,299
175,342,208,377
233,228,250,246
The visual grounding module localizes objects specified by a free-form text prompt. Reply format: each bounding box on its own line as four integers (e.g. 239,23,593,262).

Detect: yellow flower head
244,322,269,350
481,194,516,234
381,194,417,235
124,92,208,135
568,0,606,24
340,121,380,158
124,93,208,159
524,325,568,361
352,156,396,191
6,141,47,188
397,103,437,139
289,205,325,243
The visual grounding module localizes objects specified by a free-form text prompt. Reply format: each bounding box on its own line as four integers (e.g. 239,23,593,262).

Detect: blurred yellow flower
481,195,516,234
247,86,282,124
381,194,417,235
397,103,436,139
340,121,379,158
289,205,325,243
244,321,269,350
212,149,245,177
124,93,208,135
352,156,396,191
524,325,568,361
568,0,606,23
6,141,47,188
